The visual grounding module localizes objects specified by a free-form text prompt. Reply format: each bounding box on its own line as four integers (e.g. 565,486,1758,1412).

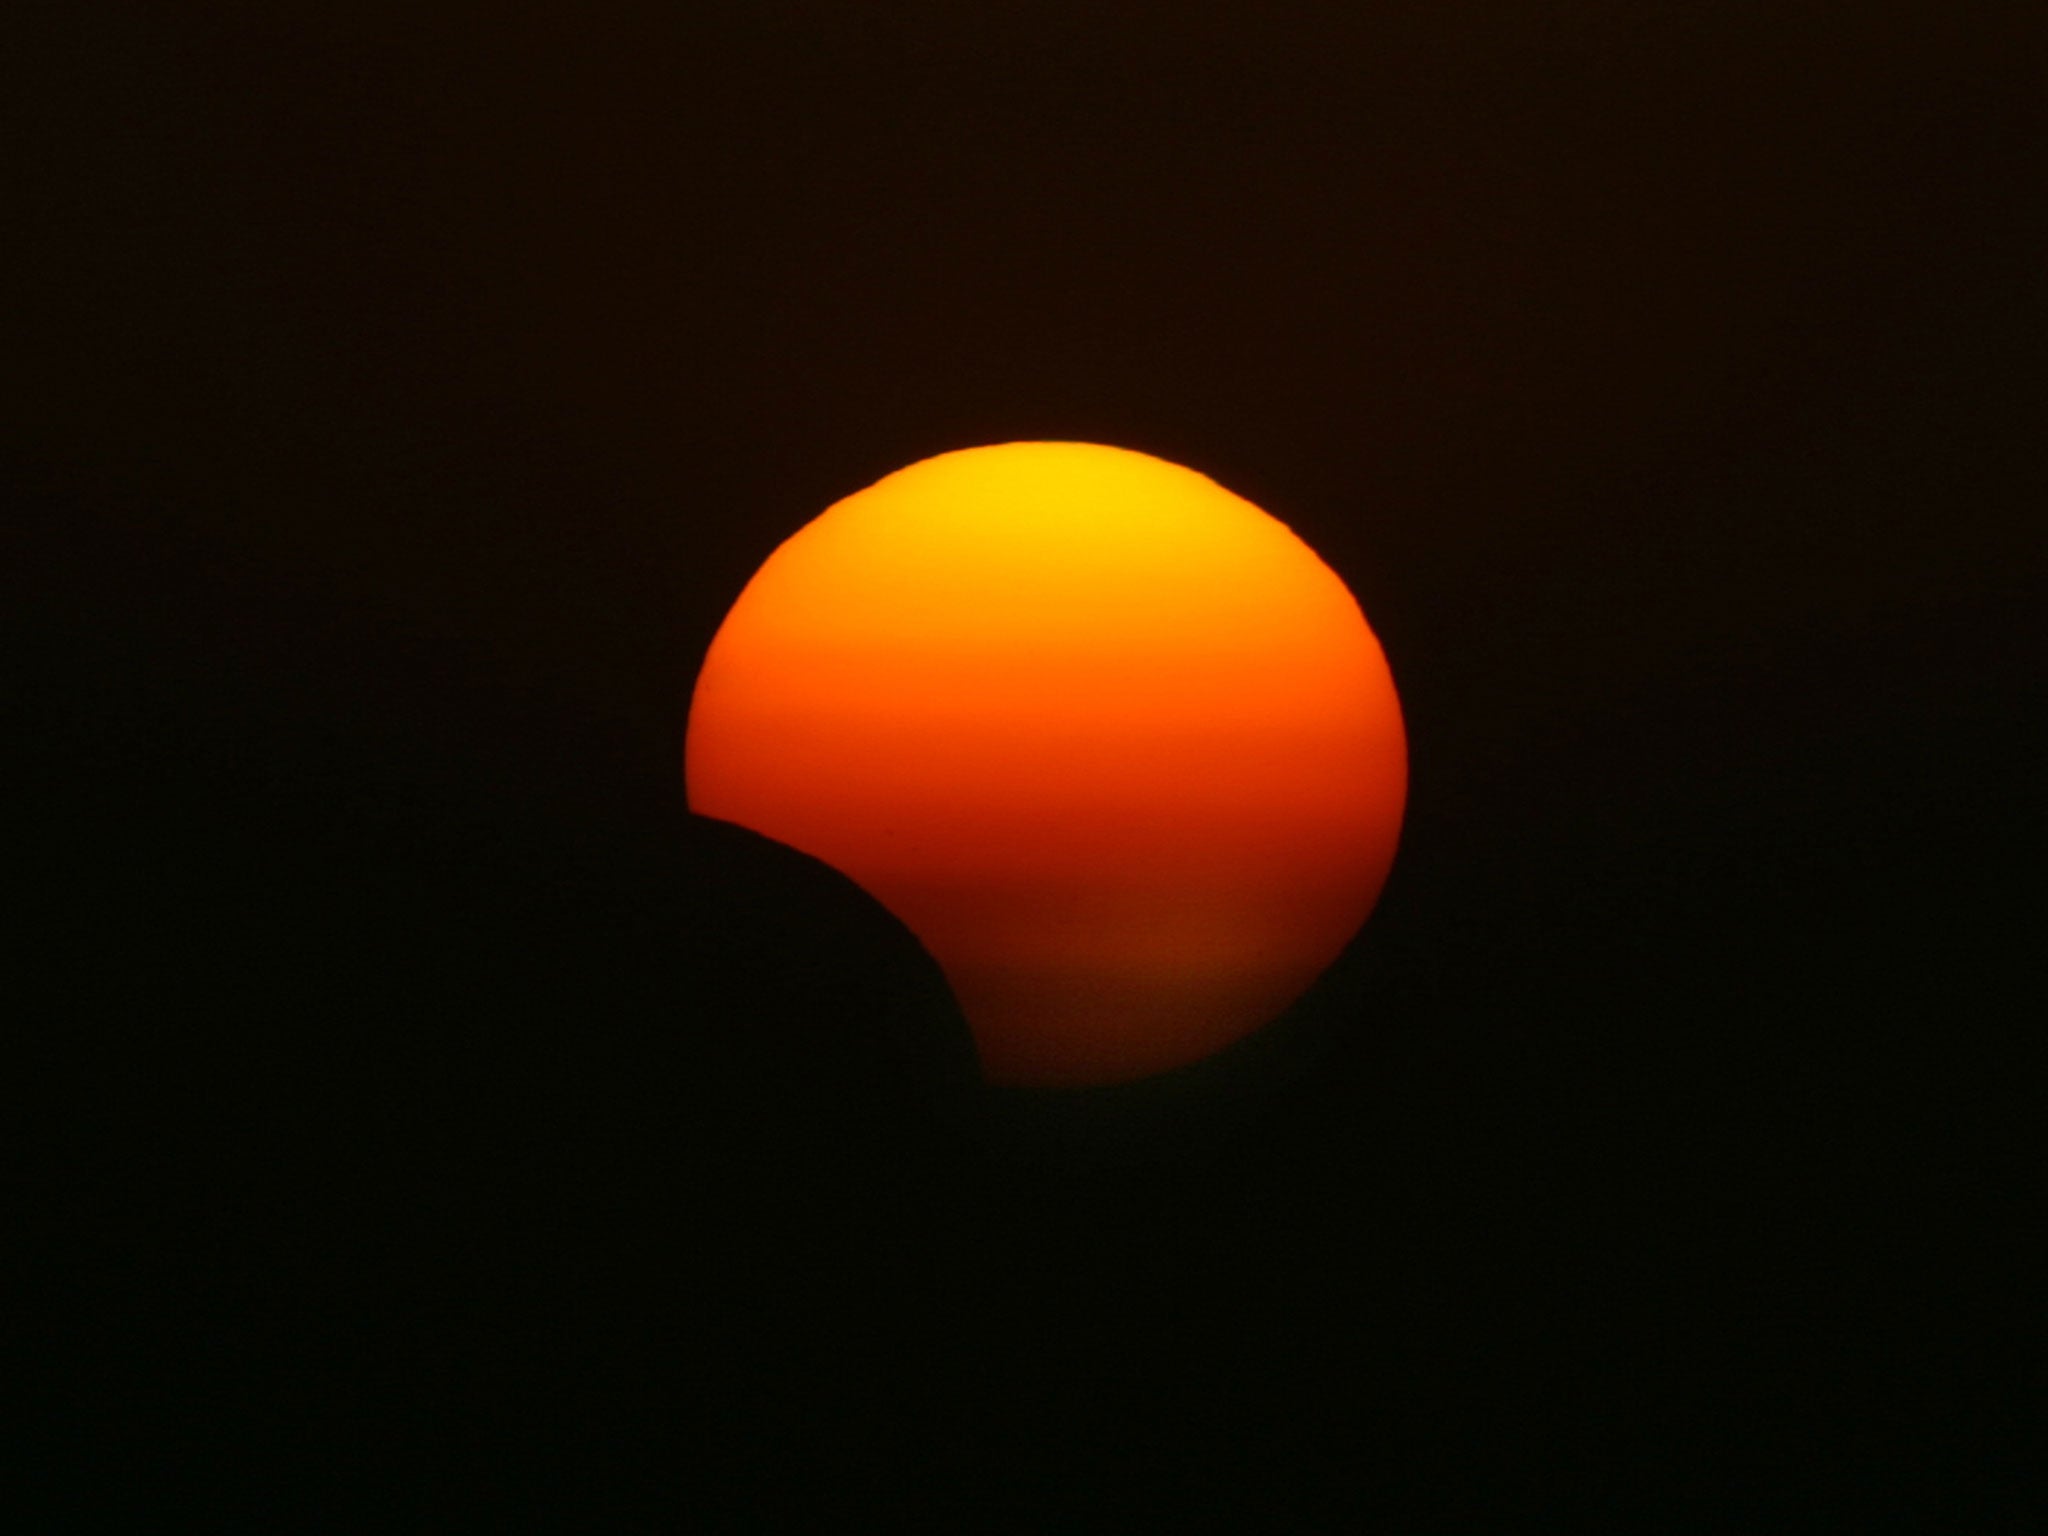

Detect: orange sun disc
685,442,1407,1087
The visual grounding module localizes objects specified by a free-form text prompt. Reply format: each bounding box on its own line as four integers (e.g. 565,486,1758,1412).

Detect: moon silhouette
686,442,1406,1087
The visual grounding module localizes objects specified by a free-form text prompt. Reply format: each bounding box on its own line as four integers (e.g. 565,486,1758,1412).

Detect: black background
11,3,2043,1528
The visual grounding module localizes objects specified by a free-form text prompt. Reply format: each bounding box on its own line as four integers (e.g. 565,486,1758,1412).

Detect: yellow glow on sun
686,442,1406,1086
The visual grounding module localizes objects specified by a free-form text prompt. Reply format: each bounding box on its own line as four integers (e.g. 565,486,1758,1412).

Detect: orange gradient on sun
686,442,1406,1087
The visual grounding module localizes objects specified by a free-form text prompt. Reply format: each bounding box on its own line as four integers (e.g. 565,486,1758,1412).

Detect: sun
686,442,1406,1087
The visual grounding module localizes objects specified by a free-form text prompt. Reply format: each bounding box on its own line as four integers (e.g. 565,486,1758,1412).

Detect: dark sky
11,3,2043,1528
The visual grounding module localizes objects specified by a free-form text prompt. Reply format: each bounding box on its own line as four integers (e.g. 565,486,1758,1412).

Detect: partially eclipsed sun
686,442,1406,1087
